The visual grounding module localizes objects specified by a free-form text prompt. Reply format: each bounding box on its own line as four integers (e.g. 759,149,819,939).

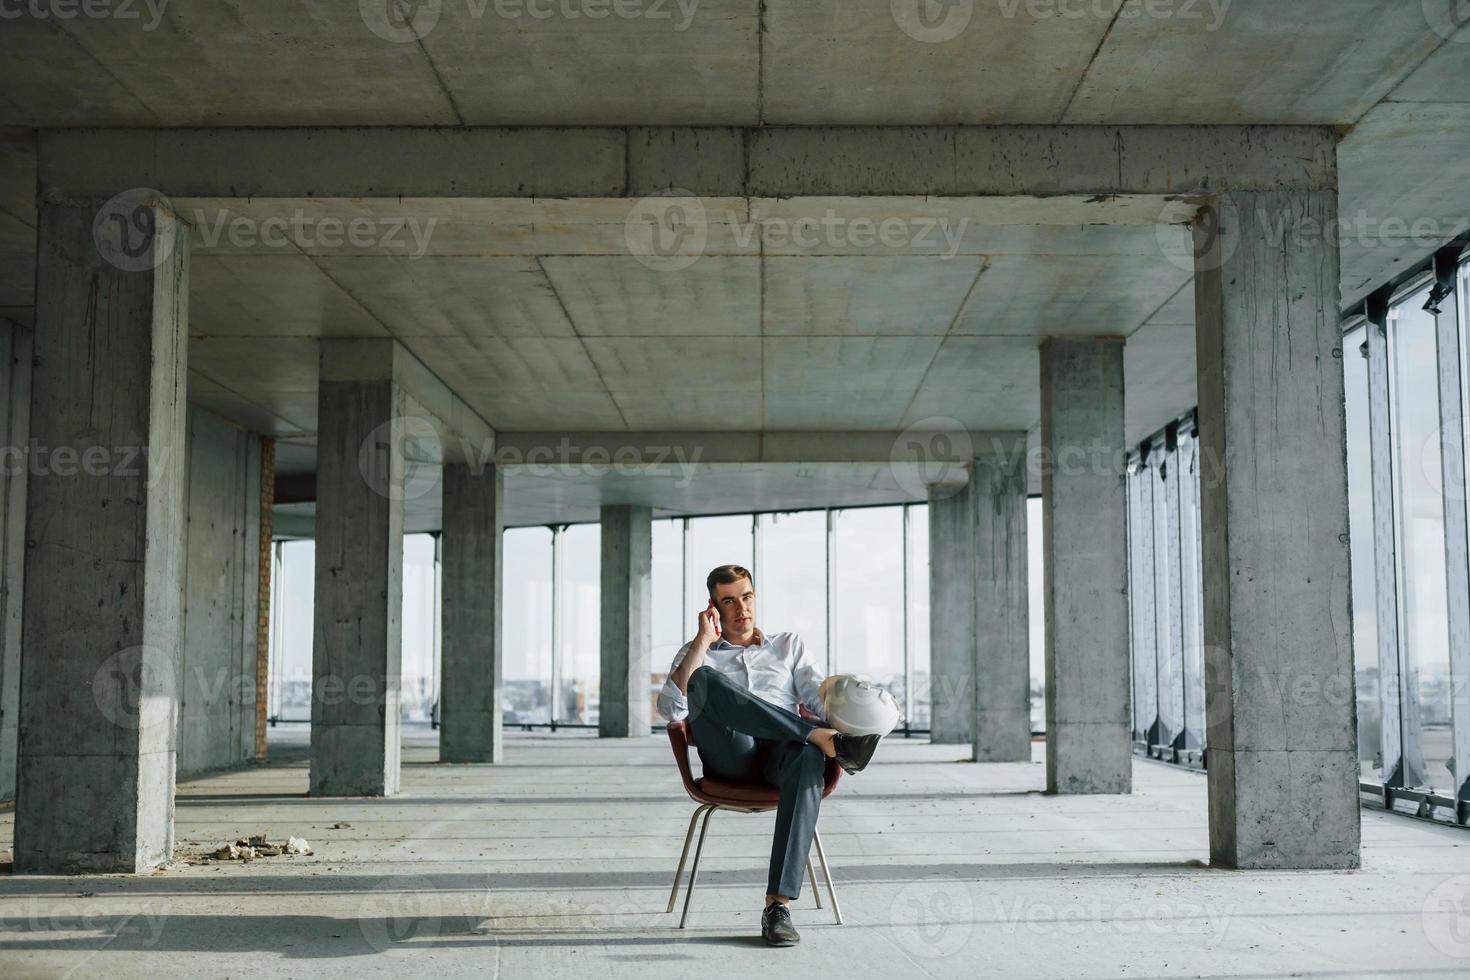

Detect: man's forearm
671,640,711,695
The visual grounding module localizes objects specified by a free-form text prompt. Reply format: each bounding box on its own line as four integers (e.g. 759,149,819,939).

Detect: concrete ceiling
0,0,1454,128
167,196,1198,471
0,0,1467,522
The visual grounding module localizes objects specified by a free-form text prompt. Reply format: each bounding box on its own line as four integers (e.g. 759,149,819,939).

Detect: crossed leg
686,666,828,904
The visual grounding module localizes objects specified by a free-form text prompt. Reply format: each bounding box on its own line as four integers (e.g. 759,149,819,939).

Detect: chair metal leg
667,804,711,913
679,806,718,929
807,856,823,908
812,826,842,925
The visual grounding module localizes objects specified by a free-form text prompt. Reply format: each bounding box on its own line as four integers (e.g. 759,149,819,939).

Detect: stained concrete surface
1,726,1468,977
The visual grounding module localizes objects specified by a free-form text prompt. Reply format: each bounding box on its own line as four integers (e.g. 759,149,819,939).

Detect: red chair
665,715,843,928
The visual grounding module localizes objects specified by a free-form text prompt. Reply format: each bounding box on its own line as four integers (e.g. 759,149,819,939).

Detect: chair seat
693,770,842,808
693,776,782,807
666,717,843,809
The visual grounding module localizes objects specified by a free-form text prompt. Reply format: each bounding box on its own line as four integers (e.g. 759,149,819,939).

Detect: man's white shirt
656,631,826,723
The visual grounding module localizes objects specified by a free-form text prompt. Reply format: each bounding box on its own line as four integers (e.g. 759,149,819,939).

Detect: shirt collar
714,630,766,650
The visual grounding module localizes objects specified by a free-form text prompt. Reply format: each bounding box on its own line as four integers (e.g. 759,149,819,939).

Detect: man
656,564,881,947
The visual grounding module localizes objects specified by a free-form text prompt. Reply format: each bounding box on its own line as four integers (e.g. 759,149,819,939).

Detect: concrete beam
39,127,1336,203
319,338,496,464
495,430,1030,466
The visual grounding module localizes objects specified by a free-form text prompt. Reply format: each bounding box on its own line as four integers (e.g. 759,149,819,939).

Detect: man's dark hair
706,564,753,598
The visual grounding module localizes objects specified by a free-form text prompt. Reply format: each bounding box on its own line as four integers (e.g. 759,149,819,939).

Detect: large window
268,538,315,721
686,514,754,614
1388,281,1453,793
1127,462,1157,746
1125,421,1206,765
1344,322,1382,781
271,504,943,736
759,510,830,670
1178,430,1205,751
401,534,440,723
1026,499,1044,734
266,533,441,724
1125,247,1470,825
909,505,933,730
1150,447,1183,752
832,507,906,698
503,526,553,724
650,518,685,717
555,523,601,725
647,505,933,731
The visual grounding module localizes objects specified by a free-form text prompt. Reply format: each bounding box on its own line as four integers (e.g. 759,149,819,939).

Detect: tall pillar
972,446,1032,762
0,317,32,803
440,461,505,762
1194,189,1358,869
599,504,652,738
1041,336,1131,794
928,479,975,745
310,340,406,797
16,201,189,871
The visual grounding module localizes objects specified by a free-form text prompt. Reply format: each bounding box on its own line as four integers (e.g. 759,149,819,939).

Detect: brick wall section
256,438,275,759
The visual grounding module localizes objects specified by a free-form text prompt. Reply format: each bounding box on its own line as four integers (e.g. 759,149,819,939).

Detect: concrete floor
2,727,1469,978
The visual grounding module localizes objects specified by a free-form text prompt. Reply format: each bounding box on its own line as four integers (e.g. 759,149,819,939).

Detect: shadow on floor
174,788,1044,806
0,912,784,959
0,861,1218,898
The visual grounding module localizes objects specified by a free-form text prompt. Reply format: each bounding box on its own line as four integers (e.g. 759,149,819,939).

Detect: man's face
710,578,756,634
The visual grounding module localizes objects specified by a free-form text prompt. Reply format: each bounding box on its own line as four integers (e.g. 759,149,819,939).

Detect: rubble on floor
206,834,312,862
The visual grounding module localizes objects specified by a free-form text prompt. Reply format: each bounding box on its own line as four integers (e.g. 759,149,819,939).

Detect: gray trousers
686,665,825,899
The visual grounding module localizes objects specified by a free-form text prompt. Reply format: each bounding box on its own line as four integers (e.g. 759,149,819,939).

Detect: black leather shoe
832,732,881,774
761,903,800,946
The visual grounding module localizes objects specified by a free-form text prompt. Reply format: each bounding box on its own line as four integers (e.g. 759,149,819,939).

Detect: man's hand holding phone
695,600,721,644
674,601,721,696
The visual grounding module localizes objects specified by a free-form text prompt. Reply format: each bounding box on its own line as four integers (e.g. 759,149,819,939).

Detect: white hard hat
820,674,900,737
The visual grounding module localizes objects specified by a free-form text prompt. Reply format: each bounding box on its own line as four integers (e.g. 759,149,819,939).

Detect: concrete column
1194,190,1358,869
440,460,505,763
599,504,652,738
971,448,1032,763
16,202,189,872
0,317,31,804
178,407,262,777
309,340,406,797
928,479,975,745
1040,336,1131,795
